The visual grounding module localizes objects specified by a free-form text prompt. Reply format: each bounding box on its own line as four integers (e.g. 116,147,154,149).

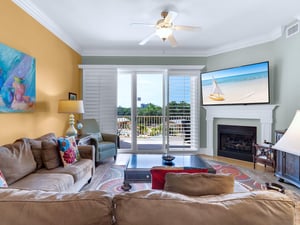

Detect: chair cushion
164,172,234,196
0,139,36,185
99,142,115,151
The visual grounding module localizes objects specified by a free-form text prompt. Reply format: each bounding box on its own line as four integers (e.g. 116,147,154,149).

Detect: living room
0,0,299,224
1,0,300,146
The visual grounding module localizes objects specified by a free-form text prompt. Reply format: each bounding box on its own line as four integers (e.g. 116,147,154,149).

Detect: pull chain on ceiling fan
132,11,201,47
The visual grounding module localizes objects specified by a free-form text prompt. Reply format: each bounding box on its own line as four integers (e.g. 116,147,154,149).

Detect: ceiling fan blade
164,11,178,23
168,34,178,47
139,32,156,45
174,25,201,31
131,23,155,28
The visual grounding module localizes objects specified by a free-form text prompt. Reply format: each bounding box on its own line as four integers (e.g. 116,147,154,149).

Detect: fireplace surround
203,105,277,156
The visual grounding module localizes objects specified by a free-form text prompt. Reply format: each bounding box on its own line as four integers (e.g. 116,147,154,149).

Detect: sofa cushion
113,190,295,225
0,139,36,185
29,139,43,169
0,188,112,225
35,132,57,142
57,136,80,167
36,159,93,183
164,173,234,196
150,167,208,190
0,170,8,187
41,140,61,169
29,133,58,169
9,173,74,192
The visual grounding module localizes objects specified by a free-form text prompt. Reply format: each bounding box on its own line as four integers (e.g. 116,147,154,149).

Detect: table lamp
58,100,85,137
273,110,300,156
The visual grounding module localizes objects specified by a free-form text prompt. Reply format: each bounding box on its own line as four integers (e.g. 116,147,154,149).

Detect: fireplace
218,125,256,162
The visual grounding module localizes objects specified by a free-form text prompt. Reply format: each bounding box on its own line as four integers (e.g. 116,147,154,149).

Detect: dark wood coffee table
122,154,216,191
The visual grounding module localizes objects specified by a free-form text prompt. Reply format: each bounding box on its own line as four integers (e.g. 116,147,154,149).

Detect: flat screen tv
200,61,270,106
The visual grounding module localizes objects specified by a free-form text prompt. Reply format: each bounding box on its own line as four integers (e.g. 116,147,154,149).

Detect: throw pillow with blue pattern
57,136,80,167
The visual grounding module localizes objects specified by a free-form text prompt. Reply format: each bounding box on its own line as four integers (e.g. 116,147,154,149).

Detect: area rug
90,162,265,195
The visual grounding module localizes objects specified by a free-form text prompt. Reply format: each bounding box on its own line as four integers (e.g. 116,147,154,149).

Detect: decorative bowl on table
162,154,175,162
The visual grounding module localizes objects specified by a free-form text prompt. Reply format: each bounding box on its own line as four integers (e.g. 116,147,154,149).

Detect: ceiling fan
132,11,201,47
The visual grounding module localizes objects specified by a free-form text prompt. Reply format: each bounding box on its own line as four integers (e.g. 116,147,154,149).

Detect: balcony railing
118,116,190,136
117,116,191,149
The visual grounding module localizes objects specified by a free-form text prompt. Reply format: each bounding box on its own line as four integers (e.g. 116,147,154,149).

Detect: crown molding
12,0,82,54
206,28,282,56
80,30,282,57
12,0,283,57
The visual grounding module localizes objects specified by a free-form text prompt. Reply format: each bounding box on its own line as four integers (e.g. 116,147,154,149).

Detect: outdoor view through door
117,70,200,152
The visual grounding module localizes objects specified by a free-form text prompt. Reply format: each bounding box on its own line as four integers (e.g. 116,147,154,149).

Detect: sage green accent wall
82,33,300,148
206,34,300,140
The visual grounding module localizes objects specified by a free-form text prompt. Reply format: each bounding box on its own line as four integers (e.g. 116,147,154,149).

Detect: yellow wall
0,0,81,144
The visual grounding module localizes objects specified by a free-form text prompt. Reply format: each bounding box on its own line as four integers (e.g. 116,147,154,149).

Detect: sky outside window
118,73,163,108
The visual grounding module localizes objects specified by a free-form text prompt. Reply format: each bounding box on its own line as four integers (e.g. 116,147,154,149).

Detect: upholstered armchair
80,119,118,163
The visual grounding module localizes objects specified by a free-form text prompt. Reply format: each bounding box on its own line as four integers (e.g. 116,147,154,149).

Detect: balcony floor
119,135,190,150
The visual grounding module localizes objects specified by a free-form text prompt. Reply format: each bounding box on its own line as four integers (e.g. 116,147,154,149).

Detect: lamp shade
273,110,300,156
58,100,84,114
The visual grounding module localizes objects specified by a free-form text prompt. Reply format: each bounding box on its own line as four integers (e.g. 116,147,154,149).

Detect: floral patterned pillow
57,136,80,167
0,170,8,187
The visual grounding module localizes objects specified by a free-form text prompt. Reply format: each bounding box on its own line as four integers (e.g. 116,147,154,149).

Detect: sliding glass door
117,69,200,152
117,71,165,152
136,73,164,151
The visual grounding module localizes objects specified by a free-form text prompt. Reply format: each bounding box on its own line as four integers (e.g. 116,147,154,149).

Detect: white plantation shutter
190,74,200,149
82,68,117,134
168,70,200,150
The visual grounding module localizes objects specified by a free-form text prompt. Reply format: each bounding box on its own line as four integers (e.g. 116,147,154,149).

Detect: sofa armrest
78,145,95,175
102,133,117,143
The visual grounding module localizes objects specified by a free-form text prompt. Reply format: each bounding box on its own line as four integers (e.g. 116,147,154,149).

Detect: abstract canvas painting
0,43,36,112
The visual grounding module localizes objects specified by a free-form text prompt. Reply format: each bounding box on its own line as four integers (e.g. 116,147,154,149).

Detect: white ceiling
13,0,300,56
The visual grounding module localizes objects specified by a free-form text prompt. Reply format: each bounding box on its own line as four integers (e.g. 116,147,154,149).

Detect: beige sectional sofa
0,133,95,192
0,188,296,225
0,136,296,224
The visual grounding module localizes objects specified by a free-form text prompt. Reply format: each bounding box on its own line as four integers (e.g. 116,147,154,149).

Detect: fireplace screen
218,125,257,162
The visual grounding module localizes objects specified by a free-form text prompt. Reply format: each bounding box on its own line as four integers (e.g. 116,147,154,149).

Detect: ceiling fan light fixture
156,27,173,40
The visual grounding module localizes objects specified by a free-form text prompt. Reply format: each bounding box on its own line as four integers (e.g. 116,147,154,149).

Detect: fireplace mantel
203,104,277,156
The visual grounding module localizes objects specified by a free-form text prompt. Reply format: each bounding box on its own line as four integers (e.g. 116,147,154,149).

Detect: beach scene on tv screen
201,62,269,105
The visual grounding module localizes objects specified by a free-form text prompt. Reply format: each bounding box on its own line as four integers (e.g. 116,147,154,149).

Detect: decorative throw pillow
29,139,44,169
0,139,36,185
41,140,61,169
164,173,234,196
89,132,103,142
0,170,8,187
57,136,80,167
150,167,209,190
